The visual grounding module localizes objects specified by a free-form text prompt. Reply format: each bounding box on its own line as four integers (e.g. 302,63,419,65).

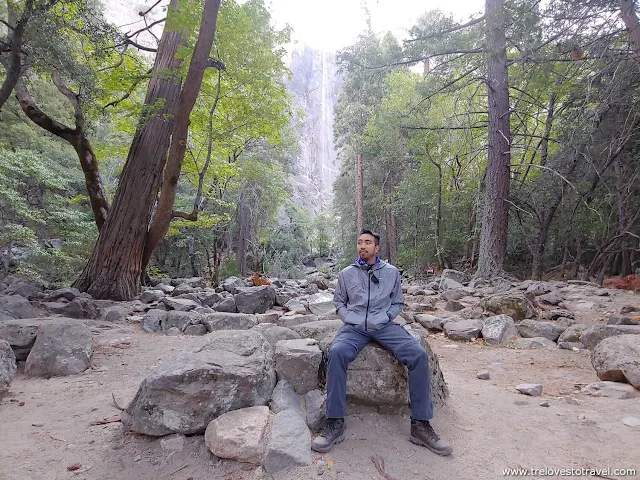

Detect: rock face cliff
287,48,341,215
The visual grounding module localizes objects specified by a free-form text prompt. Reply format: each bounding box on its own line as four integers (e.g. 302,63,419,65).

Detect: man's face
357,233,380,260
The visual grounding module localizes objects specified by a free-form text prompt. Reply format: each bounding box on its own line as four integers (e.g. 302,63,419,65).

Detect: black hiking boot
410,419,453,456
311,418,345,453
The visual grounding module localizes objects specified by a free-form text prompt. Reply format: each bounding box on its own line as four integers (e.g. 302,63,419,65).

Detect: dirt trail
1,290,639,480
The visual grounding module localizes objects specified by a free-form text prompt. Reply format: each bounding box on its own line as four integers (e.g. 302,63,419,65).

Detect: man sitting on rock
311,229,453,456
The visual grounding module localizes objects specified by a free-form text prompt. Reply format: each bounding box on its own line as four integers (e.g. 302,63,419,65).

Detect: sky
267,0,485,52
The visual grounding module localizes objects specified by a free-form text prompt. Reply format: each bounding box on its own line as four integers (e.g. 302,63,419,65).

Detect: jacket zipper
365,269,372,331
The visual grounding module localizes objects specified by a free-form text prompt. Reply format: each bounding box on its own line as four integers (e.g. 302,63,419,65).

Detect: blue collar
357,255,380,268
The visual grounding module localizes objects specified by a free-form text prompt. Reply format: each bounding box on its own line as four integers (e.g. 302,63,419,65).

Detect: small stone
134,455,142,462
514,400,529,406
317,460,326,476
476,370,490,380
516,383,543,396
578,414,586,421
166,327,181,336
621,417,640,427
31,422,44,427
539,400,550,407
565,397,582,406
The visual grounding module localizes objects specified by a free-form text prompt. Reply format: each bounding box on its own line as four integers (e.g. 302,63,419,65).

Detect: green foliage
0,149,96,285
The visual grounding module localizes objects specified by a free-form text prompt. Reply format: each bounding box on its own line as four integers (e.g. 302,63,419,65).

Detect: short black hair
360,229,380,246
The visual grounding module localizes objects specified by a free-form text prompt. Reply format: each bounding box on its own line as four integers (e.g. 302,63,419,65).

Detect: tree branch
404,15,486,44
126,17,166,39
139,0,163,17
124,39,157,52
51,71,84,131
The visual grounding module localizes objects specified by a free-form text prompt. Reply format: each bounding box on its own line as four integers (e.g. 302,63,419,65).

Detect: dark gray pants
326,322,434,421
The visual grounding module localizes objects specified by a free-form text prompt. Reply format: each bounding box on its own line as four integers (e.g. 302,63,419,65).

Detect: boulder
304,389,326,431
25,319,93,377
444,300,465,312
580,325,640,350
160,297,200,312
43,297,101,319
270,379,304,417
290,320,343,342
258,326,301,347
516,320,565,342
204,406,270,465
481,315,519,346
277,314,319,329
607,316,640,326
43,287,82,303
263,410,312,474
439,277,463,292
0,294,39,319
0,318,40,360
202,312,258,331
0,339,17,399
591,335,640,388
540,309,574,320
307,293,335,316
511,337,557,350
307,274,330,291
524,281,555,296
275,291,296,307
256,311,280,324
440,269,470,286
184,324,207,335
140,290,164,304
222,276,248,295
212,297,237,313
274,339,322,395
538,292,563,306
557,324,588,350
582,381,640,399
201,292,222,307
483,292,536,321
235,286,277,314
142,309,167,333
122,330,276,436
1,277,42,299
414,314,444,331
164,311,203,332
319,330,449,408
444,319,483,341
171,284,195,297
284,299,307,314
103,306,127,323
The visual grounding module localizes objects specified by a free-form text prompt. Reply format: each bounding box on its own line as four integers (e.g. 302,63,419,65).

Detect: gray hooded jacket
333,260,404,331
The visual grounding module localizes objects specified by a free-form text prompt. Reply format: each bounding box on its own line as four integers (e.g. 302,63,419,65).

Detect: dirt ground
1,288,639,480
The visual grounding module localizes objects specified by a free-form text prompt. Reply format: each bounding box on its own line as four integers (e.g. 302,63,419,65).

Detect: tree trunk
618,0,640,64
476,0,511,278
188,233,198,277
569,238,583,279
389,209,398,265
74,0,187,300
142,0,222,271
237,193,247,276
0,0,31,111
430,157,444,269
14,78,109,229
355,152,363,234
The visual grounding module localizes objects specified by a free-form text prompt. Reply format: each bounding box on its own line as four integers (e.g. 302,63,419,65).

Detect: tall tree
476,0,511,278
74,0,222,299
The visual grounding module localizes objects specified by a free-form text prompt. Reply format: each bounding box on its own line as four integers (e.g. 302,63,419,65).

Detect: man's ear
375,244,381,255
